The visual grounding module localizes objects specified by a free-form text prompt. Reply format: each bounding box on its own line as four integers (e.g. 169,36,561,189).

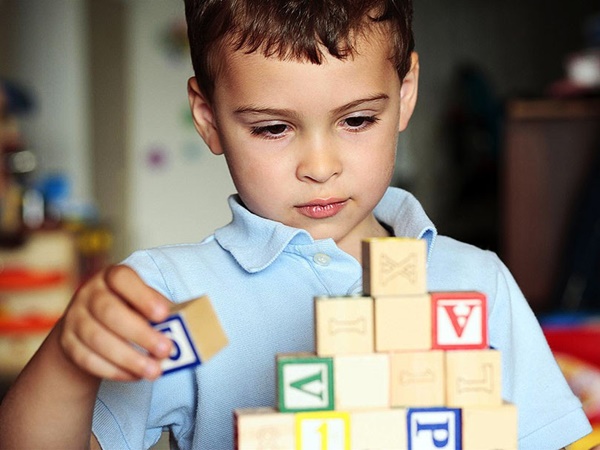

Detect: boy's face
189,30,419,255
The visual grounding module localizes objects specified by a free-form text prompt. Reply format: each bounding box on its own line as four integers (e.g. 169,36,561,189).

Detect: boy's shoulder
427,234,505,293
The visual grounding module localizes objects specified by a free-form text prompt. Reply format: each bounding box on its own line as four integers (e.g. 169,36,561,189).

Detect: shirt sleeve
91,250,198,449
488,253,592,449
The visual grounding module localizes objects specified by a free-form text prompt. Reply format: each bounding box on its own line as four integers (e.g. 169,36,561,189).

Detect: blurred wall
1,0,596,260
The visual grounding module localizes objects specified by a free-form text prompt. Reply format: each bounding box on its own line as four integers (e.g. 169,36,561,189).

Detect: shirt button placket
313,252,331,266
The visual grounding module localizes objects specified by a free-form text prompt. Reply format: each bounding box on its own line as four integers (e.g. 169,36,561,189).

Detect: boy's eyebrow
233,94,390,119
331,94,390,115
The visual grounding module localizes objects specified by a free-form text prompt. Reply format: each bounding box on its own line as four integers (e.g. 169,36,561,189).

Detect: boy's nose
296,137,342,183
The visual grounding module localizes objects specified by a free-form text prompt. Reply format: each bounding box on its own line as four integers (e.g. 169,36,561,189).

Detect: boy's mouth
296,198,347,219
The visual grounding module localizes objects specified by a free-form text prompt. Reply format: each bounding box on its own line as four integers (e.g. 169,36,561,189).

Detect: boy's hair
184,0,414,102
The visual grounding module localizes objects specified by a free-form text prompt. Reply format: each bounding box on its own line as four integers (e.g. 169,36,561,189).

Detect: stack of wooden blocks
235,237,518,449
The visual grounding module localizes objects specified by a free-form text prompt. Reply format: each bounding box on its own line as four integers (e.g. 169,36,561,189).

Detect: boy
0,0,592,448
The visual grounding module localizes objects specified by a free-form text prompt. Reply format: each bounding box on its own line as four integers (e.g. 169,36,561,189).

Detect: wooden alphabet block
277,353,334,413
350,409,408,450
374,294,432,351
295,411,351,450
235,407,295,450
334,353,390,410
431,292,488,350
362,238,427,296
407,407,462,450
314,296,374,356
390,350,445,407
445,349,502,407
462,403,517,450
153,295,228,375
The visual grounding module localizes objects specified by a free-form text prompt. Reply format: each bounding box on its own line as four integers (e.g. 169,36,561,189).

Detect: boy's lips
295,198,348,219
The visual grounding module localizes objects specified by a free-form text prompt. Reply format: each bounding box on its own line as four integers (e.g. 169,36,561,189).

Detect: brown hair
184,0,414,102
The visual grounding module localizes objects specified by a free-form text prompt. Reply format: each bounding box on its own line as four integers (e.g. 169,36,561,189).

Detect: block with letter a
432,291,488,350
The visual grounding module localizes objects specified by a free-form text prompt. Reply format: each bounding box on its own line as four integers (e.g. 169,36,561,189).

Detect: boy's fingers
87,290,172,359
65,316,163,381
103,265,171,323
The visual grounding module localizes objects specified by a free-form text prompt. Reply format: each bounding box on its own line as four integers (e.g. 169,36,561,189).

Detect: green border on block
277,355,334,413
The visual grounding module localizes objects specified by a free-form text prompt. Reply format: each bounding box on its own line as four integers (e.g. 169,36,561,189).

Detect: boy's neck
337,218,393,262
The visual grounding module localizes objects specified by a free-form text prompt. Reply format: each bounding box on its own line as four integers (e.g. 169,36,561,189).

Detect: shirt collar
214,187,438,273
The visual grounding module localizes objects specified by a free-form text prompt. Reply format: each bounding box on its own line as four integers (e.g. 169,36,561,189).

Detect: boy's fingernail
144,361,161,379
156,339,171,356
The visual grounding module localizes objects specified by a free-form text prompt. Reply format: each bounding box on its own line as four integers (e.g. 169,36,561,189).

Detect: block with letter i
153,295,228,375
314,296,374,356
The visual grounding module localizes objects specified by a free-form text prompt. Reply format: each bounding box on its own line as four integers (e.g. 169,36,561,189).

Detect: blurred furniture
502,98,600,313
0,230,77,378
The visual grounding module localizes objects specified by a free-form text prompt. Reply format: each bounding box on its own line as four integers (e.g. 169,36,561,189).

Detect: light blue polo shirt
92,187,591,449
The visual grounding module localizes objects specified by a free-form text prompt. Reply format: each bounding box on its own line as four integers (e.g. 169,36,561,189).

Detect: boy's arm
0,265,173,449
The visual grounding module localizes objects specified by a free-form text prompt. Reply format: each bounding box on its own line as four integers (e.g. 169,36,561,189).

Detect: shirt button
313,253,331,266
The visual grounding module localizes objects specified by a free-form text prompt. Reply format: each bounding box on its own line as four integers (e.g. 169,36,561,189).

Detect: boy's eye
250,124,289,139
342,115,379,130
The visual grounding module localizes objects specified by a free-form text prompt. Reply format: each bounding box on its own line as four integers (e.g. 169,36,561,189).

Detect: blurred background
0,0,599,447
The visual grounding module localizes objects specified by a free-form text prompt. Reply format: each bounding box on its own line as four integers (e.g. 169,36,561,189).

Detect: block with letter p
153,295,228,375
407,407,461,450
432,291,488,350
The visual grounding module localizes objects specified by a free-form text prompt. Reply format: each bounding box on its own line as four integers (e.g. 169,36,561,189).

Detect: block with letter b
153,295,228,375
432,292,488,350
362,237,427,296
407,407,462,450
277,353,334,413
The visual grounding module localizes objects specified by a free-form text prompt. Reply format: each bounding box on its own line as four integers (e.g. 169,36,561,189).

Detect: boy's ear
398,52,420,132
187,77,224,155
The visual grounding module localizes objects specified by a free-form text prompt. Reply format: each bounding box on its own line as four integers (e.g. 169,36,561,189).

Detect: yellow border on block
295,411,351,450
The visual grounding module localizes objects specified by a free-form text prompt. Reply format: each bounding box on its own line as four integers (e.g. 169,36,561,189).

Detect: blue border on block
154,314,201,375
407,407,462,450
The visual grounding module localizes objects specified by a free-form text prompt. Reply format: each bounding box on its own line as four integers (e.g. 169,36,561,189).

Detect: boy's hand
58,265,173,382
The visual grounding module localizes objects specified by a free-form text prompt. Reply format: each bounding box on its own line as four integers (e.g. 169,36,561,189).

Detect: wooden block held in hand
445,349,502,407
431,291,488,350
462,402,517,450
153,295,228,375
375,294,432,351
277,353,334,413
235,407,295,450
315,296,374,356
362,238,427,296
390,350,445,407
